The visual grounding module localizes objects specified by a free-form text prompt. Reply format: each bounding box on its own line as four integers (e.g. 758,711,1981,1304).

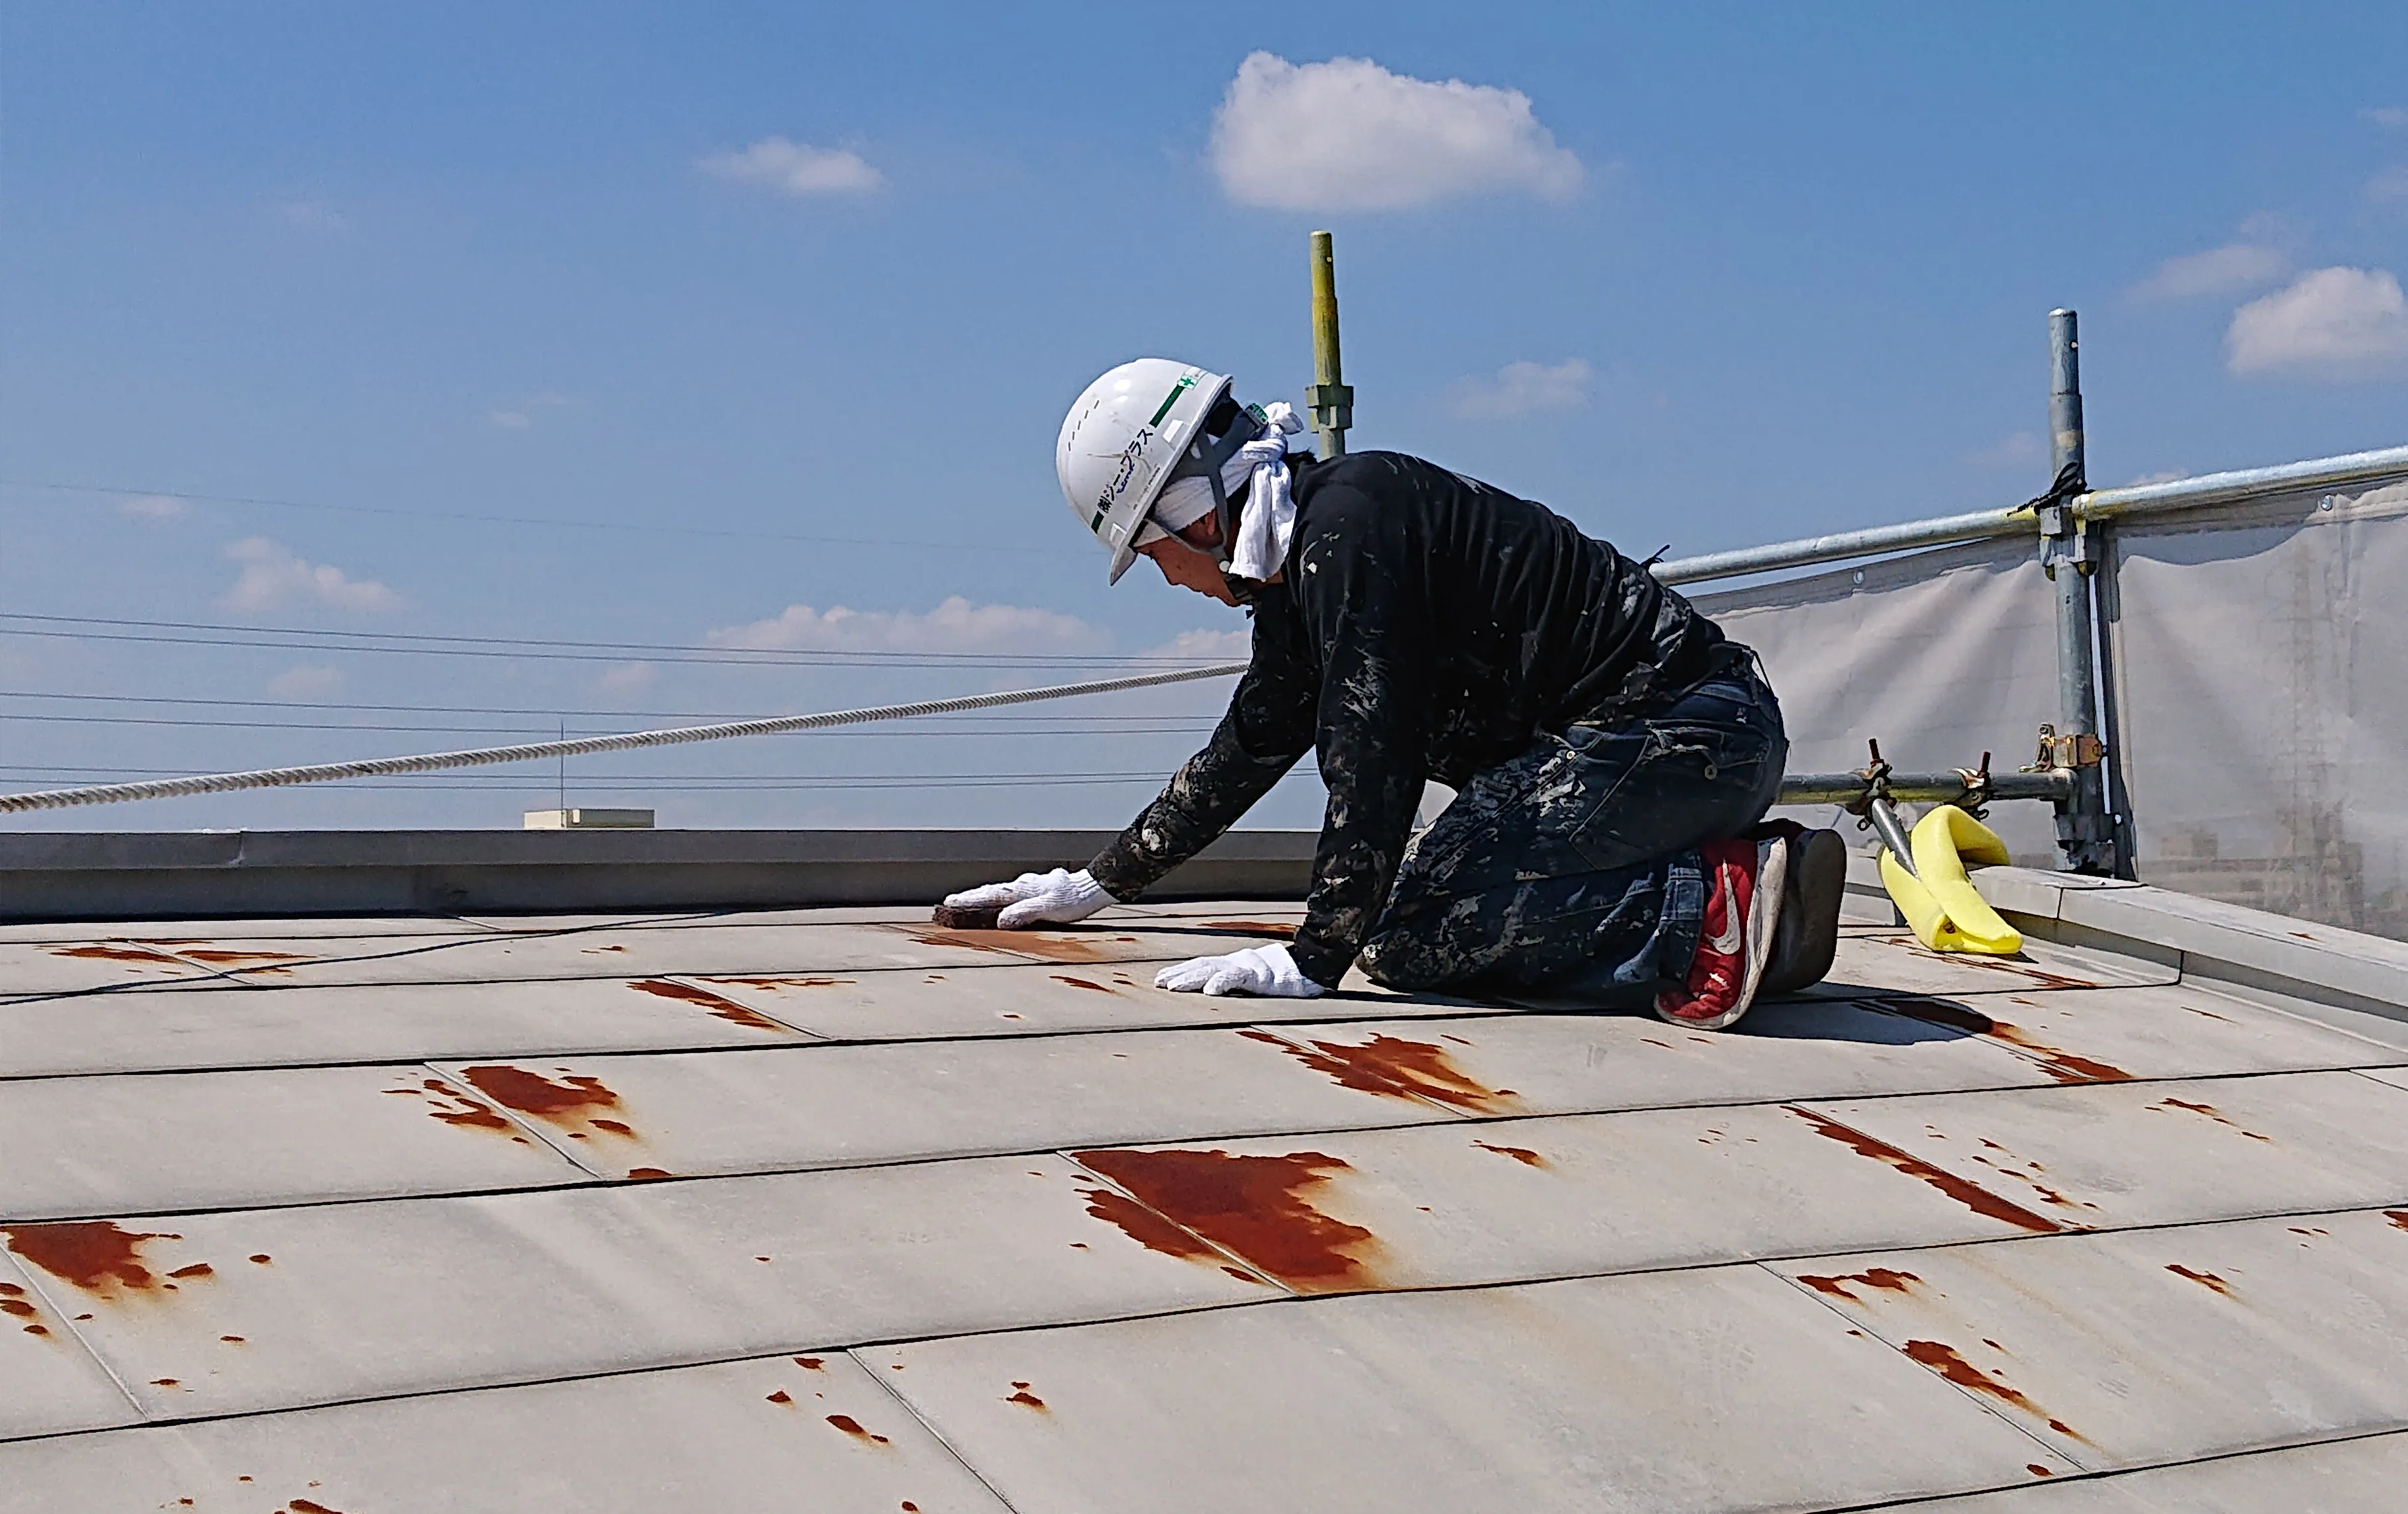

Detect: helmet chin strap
1165,402,1269,602
1207,471,1258,606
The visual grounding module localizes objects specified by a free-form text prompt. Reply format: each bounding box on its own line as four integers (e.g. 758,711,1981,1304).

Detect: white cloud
597,662,657,694
277,200,351,235
2124,467,2190,486
267,664,344,699
221,538,404,614
1145,628,1252,661
1966,431,2046,468
487,391,571,430
708,596,1107,655
119,494,186,520
2129,241,2289,301
2364,107,2408,128
2227,266,2408,376
699,137,883,197
2367,166,2408,204
1210,52,1582,212
1445,357,1594,419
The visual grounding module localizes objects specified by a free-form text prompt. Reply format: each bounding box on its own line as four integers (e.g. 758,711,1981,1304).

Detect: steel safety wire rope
0,662,1249,814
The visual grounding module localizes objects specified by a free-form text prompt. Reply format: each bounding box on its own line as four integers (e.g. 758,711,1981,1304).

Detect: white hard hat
1057,358,1252,585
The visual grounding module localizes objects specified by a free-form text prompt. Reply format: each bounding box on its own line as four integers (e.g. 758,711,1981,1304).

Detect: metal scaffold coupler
2024,722,2105,774
1953,750,1994,820
1848,739,1918,873
1302,381,1354,436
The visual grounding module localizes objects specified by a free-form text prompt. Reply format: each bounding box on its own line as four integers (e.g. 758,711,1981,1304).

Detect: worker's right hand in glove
941,868,1112,929
1154,943,1325,998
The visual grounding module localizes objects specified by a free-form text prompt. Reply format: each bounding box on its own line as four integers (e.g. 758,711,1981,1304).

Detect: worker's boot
1655,831,1789,1031
1758,823,1847,996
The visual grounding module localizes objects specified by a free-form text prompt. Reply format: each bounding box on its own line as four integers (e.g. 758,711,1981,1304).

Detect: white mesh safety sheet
1683,476,2408,943
1690,536,2062,867
2106,479,2408,941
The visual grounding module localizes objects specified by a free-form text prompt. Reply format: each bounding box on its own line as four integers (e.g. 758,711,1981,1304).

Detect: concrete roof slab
1,1197,740,1421
2352,1065,2408,1094
1247,1004,2058,1119
0,939,220,999
142,922,1047,988
1861,982,2408,1085
673,961,1491,1043
455,907,888,931
0,1351,1014,1513
0,1065,588,1219
1806,932,2179,1000
425,1025,1459,1182
861,1266,2078,1514
1763,1209,2408,1472
11,873,2408,1508
0,1253,142,1441
0,975,819,1080
1801,1072,2408,1231
0,914,493,945
1062,1102,2078,1296
446,901,1299,931
11,1154,1271,1420
1901,1429,2408,1511
872,917,1306,967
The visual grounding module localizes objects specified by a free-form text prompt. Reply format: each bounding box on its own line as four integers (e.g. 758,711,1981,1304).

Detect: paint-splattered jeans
1360,649,1787,1002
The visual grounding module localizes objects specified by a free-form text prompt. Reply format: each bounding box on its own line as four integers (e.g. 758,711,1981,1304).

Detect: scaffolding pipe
1776,770,2073,807
1649,442,2408,589
1304,230,1353,461
2042,309,2116,875
2076,443,2408,524
1650,506,2031,586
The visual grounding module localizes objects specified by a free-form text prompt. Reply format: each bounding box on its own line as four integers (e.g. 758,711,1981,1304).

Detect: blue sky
2,3,2404,830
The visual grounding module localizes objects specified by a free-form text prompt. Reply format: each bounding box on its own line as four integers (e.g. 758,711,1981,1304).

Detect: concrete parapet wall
0,829,1319,923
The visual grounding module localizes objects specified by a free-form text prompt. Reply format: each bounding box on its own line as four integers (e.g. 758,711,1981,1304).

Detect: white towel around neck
1149,401,1307,579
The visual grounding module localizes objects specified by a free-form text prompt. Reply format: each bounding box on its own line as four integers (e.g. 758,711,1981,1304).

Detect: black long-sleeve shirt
1088,450,1723,986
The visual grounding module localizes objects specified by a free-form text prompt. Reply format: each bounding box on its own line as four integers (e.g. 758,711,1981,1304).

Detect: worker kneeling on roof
943,360,1847,1029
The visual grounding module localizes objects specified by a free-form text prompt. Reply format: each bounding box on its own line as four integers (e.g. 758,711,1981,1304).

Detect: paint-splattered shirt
1090,450,1725,987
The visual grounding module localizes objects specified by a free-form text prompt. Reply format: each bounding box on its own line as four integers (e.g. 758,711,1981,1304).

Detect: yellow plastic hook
1878,804,2024,955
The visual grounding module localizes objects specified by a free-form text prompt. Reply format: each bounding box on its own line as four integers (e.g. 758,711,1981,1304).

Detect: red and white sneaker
1655,833,1790,1031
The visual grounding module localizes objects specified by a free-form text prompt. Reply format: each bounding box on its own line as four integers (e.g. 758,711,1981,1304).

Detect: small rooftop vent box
523,808,655,829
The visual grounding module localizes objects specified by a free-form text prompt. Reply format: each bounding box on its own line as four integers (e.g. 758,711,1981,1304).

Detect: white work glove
1155,942,1325,998
942,868,1112,929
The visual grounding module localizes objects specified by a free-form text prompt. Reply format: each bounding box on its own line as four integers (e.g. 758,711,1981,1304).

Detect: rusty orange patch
1075,1147,1377,1291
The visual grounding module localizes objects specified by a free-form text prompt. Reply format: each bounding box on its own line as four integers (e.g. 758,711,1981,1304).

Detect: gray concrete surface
7,877,2408,1510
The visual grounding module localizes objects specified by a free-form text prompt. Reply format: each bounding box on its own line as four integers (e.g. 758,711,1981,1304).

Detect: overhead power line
0,478,1085,557
0,662,1249,814
0,765,1184,786
0,688,1221,722
0,710,1219,736
0,611,1231,670
142,776,1180,793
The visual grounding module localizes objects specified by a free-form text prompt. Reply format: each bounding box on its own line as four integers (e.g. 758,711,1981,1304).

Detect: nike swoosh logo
1701,862,1745,955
